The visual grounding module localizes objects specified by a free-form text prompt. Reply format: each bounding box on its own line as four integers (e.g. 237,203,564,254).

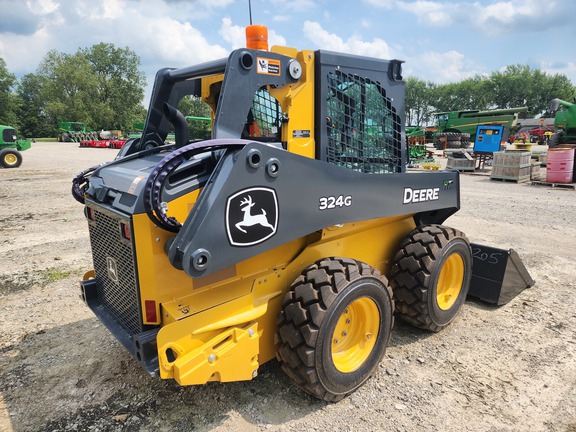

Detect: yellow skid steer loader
72,25,531,401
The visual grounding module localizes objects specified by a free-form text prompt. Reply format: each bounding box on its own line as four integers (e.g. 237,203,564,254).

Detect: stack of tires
435,132,471,150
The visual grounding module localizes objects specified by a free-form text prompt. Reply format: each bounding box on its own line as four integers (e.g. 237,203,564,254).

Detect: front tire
0,149,23,168
390,225,472,332
548,132,563,148
275,257,394,402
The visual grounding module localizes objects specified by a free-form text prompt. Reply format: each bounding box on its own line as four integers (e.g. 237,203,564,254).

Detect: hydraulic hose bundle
142,139,250,232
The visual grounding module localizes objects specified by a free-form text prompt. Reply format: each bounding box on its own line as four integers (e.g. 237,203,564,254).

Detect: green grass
33,137,58,142
39,268,71,285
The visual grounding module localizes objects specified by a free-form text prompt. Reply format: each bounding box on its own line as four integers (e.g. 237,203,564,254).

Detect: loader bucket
468,243,535,305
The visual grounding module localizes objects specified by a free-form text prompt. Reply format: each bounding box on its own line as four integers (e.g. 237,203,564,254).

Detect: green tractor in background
405,125,436,162
58,121,98,142
0,125,31,168
549,98,576,147
433,107,527,149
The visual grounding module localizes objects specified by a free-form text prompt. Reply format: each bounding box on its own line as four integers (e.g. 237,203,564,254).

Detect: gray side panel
213,49,300,139
168,143,460,278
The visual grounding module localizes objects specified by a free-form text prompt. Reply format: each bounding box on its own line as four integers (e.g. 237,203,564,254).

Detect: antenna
245,0,268,51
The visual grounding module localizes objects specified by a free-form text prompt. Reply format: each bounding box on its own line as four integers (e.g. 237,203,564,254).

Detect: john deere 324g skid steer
73,26,474,401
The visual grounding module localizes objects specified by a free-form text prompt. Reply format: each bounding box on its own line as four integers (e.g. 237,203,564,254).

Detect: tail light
121,222,131,241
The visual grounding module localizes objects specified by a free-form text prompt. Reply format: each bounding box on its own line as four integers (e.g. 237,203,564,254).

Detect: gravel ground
0,142,575,432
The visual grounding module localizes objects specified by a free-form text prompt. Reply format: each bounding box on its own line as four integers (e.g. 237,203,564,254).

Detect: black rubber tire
0,149,23,168
548,132,562,148
390,225,472,332
446,139,461,149
434,133,447,150
445,132,461,140
275,257,394,402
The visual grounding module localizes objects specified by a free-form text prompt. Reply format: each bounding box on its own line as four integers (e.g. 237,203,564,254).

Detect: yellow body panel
153,215,416,385
132,188,202,325
165,322,260,384
201,74,224,114
124,46,417,386
132,188,308,326
269,47,316,159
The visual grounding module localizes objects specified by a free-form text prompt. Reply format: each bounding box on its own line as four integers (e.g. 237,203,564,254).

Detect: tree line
0,43,147,138
405,66,575,126
1,43,575,137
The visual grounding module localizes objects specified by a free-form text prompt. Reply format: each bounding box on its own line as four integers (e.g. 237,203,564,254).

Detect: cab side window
326,71,402,173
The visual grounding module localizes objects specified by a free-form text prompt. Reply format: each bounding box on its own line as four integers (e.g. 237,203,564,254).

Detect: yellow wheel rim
331,297,379,373
436,253,464,310
4,153,17,166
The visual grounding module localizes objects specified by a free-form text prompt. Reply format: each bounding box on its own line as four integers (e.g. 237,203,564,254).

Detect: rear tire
275,257,394,401
0,149,23,168
390,225,472,332
548,132,562,148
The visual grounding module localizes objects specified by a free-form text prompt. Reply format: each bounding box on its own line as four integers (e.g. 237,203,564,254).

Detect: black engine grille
88,207,143,335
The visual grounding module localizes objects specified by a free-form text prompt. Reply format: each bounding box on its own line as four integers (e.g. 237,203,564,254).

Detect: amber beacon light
246,24,268,51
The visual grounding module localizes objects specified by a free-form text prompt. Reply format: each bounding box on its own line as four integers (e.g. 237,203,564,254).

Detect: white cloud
366,0,575,33
396,0,451,26
269,0,317,13
273,15,291,22
406,50,480,83
478,1,517,24
130,16,228,66
74,0,125,20
540,61,576,86
0,0,233,107
0,28,54,74
362,0,395,7
302,21,391,59
27,0,59,15
200,0,234,6
219,17,246,50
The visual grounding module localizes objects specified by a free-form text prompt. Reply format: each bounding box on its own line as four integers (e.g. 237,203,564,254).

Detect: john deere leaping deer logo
236,195,275,233
226,187,278,247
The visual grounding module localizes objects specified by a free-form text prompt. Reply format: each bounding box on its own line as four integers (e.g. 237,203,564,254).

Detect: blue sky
1,0,575,104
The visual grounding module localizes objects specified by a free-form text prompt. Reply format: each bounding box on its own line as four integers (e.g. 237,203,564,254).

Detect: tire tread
275,257,393,401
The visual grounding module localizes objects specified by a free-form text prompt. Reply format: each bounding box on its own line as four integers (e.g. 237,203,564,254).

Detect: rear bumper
80,276,160,376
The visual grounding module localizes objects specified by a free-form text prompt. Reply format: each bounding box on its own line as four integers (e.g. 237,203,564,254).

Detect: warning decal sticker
257,57,281,76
